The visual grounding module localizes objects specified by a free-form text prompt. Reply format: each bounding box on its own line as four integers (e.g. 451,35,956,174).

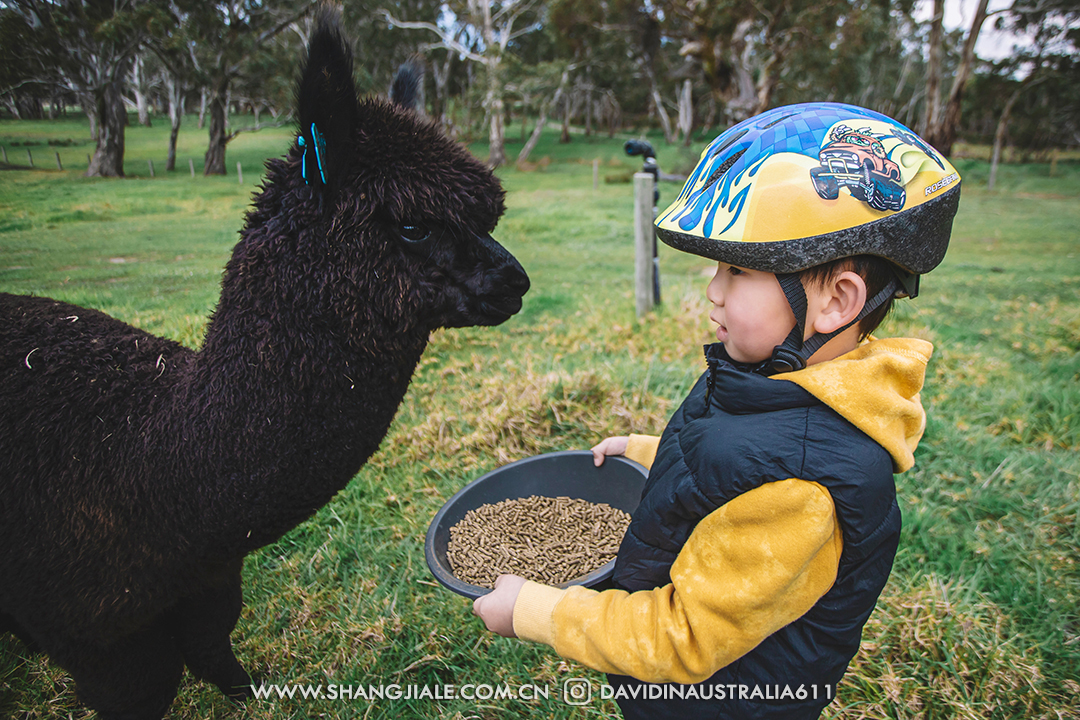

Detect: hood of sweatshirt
772,336,932,472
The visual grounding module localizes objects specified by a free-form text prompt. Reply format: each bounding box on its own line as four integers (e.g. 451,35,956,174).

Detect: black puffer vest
609,344,901,719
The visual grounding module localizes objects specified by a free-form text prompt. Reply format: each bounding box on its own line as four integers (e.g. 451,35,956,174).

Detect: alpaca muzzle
472,233,530,325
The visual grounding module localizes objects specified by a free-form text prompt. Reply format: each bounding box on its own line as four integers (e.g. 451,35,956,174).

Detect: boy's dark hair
799,255,897,339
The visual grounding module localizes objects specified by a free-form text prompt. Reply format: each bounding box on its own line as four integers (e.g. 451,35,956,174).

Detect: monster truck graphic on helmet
810,125,906,212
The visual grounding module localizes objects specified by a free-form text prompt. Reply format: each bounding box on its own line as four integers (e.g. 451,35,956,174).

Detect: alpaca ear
389,58,424,113
296,5,358,190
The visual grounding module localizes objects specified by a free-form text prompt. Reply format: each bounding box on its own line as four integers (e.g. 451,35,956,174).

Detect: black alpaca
0,11,528,720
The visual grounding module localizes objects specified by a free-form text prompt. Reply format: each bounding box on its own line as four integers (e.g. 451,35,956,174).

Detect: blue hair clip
299,123,327,185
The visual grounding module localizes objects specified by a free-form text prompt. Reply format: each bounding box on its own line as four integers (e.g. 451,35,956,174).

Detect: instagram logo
563,678,592,705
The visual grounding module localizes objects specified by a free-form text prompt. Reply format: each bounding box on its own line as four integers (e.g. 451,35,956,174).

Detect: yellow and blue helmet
657,102,959,280
657,102,961,372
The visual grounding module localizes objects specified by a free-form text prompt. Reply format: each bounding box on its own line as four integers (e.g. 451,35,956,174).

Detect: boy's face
706,262,797,364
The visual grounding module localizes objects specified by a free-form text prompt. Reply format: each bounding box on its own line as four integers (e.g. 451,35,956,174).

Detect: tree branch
380,10,487,64
224,116,294,144
255,2,317,46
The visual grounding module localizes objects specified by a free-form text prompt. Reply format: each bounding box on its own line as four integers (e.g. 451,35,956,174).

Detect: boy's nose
706,267,725,306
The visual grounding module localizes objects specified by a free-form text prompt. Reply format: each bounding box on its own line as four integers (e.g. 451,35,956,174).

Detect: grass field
1,113,1078,720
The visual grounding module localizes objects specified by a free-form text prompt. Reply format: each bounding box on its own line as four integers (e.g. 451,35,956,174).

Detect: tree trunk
930,0,991,155
602,90,620,138
17,96,44,119
520,93,529,142
584,73,593,138
989,76,1046,190
166,76,182,172
432,51,452,127
726,19,758,123
86,80,127,178
132,55,151,127
755,53,781,117
678,79,693,146
198,87,208,129
987,94,1016,191
922,0,944,136
518,69,570,168
560,88,572,144
135,90,151,127
204,82,229,175
484,60,506,168
652,88,674,145
517,96,553,168
80,94,99,142
703,94,717,134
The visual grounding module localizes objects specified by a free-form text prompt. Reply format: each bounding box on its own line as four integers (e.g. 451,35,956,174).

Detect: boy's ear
811,271,868,335
296,4,358,191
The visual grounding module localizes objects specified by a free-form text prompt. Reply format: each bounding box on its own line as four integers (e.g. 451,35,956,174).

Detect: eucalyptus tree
383,0,544,167
922,0,1009,154
663,0,859,124
177,0,313,176
5,0,163,176
143,3,197,171
776,0,927,124
971,1,1080,185
0,8,48,119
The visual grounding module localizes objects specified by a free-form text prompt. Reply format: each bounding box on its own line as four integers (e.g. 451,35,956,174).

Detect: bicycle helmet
656,102,960,374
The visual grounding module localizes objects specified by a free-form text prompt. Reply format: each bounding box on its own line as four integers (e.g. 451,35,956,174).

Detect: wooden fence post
148,159,155,178
634,172,657,317
55,152,63,170
1,146,7,163
189,158,195,177
593,158,599,190
26,148,33,167
237,162,243,184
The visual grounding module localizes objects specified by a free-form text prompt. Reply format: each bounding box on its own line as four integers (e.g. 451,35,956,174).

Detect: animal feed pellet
446,495,631,588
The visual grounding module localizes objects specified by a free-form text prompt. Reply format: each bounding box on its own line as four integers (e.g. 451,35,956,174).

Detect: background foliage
1,0,1078,175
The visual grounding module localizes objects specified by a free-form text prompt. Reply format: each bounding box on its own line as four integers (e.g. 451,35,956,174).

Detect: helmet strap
760,273,901,376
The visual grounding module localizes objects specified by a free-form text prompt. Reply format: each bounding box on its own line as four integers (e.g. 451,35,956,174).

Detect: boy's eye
727,266,745,276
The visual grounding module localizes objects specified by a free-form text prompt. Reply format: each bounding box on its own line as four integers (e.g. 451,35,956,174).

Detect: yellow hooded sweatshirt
511,337,931,684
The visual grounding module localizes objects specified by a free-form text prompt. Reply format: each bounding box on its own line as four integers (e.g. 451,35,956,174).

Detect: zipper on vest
705,360,717,406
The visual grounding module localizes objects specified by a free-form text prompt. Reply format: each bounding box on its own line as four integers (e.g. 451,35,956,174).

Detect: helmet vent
708,129,748,159
761,112,797,129
702,148,747,192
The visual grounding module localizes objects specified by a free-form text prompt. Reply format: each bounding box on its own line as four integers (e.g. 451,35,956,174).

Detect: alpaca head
287,7,529,337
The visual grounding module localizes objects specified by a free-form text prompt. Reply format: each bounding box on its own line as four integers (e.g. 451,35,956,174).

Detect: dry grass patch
383,364,673,473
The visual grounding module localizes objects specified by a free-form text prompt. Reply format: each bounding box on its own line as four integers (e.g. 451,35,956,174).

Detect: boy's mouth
710,312,728,342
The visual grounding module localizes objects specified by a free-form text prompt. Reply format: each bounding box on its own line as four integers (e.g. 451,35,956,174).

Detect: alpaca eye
399,223,431,245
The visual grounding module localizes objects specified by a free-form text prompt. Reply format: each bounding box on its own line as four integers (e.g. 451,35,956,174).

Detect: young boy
473,103,961,719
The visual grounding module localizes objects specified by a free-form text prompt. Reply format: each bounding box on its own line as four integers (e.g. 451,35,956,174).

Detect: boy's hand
591,436,629,466
472,574,527,637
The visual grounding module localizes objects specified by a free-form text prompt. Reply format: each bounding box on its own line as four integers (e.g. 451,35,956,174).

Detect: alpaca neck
183,227,428,553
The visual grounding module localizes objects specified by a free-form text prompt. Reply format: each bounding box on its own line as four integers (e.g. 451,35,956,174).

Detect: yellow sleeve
512,479,842,684
624,434,661,469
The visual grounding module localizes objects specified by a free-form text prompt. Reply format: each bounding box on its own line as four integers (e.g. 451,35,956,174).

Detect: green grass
1,114,1078,719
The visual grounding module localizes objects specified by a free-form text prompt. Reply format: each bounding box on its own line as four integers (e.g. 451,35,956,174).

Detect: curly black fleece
0,8,527,720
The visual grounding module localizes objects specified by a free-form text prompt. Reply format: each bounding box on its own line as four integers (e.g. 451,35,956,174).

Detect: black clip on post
624,139,661,305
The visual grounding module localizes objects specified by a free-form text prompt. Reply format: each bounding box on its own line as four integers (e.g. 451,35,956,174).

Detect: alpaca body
0,10,527,718
0,289,417,638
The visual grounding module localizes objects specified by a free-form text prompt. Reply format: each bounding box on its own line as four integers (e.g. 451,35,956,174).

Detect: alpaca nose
503,252,530,297
477,232,530,298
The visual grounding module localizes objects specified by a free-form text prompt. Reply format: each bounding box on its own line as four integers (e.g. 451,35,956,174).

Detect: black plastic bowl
425,450,648,599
